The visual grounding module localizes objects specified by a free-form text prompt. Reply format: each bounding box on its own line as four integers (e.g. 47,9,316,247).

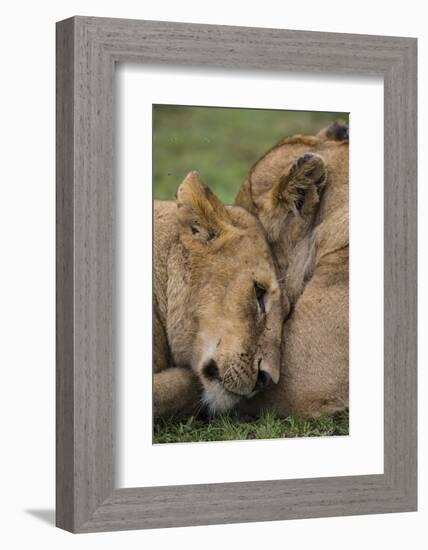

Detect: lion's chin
201,385,241,415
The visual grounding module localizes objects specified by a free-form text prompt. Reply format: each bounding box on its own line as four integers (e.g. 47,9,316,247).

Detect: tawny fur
153,172,283,417
235,124,349,417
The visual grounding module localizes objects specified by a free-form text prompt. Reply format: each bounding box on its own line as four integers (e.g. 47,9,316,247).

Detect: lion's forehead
226,204,263,230
223,233,273,268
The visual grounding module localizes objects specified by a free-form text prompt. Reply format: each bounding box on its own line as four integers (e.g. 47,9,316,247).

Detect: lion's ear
317,121,349,142
269,152,327,215
176,171,231,244
258,152,327,243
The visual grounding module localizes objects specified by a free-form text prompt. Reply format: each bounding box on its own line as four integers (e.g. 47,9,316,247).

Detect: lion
235,122,349,417
153,171,284,418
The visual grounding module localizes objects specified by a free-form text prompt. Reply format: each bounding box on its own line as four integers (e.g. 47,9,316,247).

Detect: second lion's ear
176,171,231,245
317,121,349,142
270,152,327,216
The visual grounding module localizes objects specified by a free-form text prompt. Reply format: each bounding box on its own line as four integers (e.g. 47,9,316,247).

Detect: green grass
153,105,348,204
154,410,349,444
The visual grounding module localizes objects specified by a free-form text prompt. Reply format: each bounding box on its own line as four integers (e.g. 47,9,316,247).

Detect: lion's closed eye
254,283,266,314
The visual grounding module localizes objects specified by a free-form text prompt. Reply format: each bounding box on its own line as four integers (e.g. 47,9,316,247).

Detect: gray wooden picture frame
56,16,417,533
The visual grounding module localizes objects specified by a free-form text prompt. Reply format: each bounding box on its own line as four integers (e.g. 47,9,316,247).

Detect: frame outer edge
56,16,76,532
55,16,418,533
383,39,417,511
73,15,116,532
394,38,417,508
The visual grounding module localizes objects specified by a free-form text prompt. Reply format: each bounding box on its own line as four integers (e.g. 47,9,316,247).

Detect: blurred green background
153,105,348,204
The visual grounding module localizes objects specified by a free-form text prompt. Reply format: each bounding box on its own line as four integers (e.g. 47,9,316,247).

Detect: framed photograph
56,16,417,532
150,104,351,445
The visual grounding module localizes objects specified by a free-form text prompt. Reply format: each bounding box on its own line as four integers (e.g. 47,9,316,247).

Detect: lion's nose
256,369,272,390
202,359,220,381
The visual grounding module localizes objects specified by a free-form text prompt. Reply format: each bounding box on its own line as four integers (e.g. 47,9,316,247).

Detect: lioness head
234,122,349,293
235,122,349,243
174,171,283,414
